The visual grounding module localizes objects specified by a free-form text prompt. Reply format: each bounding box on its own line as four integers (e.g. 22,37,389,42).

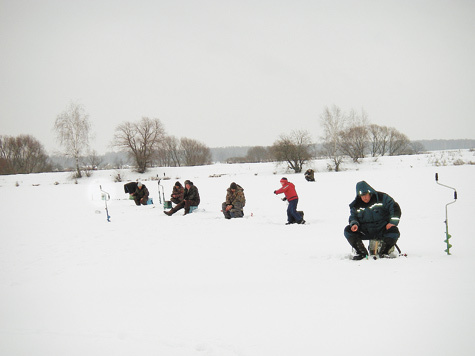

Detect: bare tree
339,109,369,162
0,136,14,174
339,125,369,162
0,158,8,174
54,102,92,178
81,150,103,177
113,117,166,173
388,128,412,156
320,106,346,171
320,105,415,161
410,141,425,155
364,124,414,156
246,146,271,163
270,130,313,173
84,150,103,169
368,124,390,157
0,135,51,174
180,137,212,166
159,135,182,167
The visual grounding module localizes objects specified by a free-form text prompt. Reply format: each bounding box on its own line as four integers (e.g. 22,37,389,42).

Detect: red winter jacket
275,181,298,201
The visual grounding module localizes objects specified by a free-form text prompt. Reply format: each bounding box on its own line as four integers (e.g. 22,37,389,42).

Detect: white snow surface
1,150,475,356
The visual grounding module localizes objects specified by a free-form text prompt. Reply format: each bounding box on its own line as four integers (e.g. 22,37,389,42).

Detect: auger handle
435,173,458,200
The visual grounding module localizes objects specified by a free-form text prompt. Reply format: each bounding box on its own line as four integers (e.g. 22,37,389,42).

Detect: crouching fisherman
170,181,185,205
222,182,246,219
344,181,401,260
304,169,315,182
132,182,150,206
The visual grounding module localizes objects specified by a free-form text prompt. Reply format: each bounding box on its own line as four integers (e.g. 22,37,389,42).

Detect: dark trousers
287,199,302,223
344,224,399,248
134,196,148,206
170,199,199,215
170,197,182,205
221,202,244,219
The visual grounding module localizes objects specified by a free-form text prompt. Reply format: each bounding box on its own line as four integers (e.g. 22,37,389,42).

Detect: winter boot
164,207,178,216
352,239,369,260
379,238,396,257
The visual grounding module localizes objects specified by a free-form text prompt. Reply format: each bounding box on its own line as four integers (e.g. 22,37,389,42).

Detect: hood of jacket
227,184,244,193
355,181,376,198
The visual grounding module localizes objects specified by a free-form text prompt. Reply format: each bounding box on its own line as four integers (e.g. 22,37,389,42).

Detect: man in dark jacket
222,182,246,219
344,181,401,260
132,182,149,206
304,169,315,182
164,180,200,216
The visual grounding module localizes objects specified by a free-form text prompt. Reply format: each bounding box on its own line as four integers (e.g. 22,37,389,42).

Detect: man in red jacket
274,177,305,225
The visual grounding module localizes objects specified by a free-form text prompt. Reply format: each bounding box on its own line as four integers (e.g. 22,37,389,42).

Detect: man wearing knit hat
274,177,305,225
222,182,246,219
132,181,149,206
170,181,184,205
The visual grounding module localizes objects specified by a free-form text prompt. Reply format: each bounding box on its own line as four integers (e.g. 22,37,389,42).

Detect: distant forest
46,139,475,170
210,139,475,163
414,139,475,151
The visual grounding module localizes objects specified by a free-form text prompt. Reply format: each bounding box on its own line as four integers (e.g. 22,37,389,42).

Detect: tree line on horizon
1,102,472,176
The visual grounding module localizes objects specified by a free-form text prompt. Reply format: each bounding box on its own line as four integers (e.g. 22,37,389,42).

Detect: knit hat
230,182,237,190
137,182,143,187
280,177,288,183
184,180,191,186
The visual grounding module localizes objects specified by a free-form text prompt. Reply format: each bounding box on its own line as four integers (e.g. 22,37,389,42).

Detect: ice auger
100,185,111,222
435,173,457,255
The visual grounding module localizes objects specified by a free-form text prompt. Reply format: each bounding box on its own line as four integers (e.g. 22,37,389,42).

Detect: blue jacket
348,181,401,236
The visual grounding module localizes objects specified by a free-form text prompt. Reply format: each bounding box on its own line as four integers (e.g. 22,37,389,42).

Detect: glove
274,190,277,194
282,197,287,201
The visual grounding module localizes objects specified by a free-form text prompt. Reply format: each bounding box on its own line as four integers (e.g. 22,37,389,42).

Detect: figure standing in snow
304,169,315,182
132,182,149,206
170,181,185,205
222,182,246,219
274,177,305,225
344,181,401,260
164,180,200,216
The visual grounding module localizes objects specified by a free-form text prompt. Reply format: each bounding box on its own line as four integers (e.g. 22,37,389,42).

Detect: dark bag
124,182,138,194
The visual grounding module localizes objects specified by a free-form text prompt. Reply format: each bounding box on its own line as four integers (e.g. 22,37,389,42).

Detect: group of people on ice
163,180,201,216
161,180,246,219
126,176,401,260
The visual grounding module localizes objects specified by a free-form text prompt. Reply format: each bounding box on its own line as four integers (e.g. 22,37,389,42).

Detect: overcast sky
1,0,474,154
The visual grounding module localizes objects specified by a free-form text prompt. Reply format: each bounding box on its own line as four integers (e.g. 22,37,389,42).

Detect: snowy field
1,150,475,356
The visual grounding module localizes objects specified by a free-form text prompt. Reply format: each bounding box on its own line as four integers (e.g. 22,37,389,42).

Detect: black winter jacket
348,181,401,236
134,185,149,200
184,184,200,205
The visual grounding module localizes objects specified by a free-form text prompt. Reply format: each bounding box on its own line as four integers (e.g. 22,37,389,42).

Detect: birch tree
54,102,92,178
